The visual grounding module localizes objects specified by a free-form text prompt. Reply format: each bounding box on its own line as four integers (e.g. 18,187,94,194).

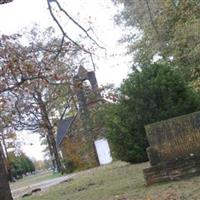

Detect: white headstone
94,138,112,165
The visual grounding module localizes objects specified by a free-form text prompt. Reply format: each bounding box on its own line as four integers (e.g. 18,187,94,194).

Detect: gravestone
143,111,200,185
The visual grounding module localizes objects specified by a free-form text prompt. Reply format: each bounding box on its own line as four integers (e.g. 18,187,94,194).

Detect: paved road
12,173,75,199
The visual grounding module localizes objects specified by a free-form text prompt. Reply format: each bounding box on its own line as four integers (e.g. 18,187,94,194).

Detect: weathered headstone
143,111,200,185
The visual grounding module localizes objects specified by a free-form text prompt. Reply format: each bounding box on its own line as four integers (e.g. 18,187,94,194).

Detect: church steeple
73,66,101,113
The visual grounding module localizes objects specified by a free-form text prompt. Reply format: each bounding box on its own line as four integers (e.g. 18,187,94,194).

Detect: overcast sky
0,0,131,160
0,0,131,85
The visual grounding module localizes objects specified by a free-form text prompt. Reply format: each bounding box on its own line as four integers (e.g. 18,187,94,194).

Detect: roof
77,66,88,81
56,116,75,146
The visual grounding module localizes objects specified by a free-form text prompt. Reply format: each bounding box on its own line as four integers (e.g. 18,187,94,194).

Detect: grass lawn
21,161,200,200
11,171,62,190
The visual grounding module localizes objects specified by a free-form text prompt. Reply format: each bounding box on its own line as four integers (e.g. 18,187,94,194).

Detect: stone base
143,157,200,185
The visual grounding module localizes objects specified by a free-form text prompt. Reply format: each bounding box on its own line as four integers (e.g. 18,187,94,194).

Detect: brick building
56,66,112,170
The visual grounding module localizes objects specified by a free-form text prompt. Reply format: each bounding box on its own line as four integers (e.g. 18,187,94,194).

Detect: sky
0,0,132,160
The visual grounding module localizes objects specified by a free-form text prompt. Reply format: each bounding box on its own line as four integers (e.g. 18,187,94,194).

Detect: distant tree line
8,152,35,180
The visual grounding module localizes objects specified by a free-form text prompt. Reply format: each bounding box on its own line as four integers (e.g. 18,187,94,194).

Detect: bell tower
73,66,101,113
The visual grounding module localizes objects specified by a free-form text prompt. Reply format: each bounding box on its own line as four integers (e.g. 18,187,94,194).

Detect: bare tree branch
143,0,159,36
53,35,65,60
0,75,45,94
47,0,104,70
47,0,91,54
90,53,96,71
52,0,104,49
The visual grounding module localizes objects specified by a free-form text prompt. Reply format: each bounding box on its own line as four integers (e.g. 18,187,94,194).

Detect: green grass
21,161,200,200
11,171,62,190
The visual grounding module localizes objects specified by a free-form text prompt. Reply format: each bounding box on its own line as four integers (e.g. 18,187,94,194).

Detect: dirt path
11,173,75,199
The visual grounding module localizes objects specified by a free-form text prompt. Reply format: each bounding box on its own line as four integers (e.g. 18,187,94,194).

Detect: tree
105,63,200,163
113,0,200,82
0,143,13,200
2,27,81,173
1,0,103,73
8,152,35,179
0,127,18,181
0,27,79,199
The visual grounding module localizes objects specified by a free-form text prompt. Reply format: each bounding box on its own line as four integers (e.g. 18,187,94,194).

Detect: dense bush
61,159,76,174
9,152,35,179
105,63,200,163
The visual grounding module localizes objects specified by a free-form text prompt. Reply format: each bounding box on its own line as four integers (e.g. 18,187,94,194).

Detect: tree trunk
46,134,56,171
0,143,13,200
1,131,8,159
36,90,62,173
1,131,13,181
48,128,62,172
